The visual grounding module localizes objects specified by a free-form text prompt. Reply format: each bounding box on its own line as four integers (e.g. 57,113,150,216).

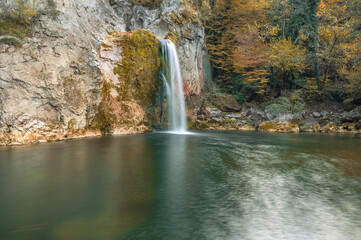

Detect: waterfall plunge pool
0,131,360,240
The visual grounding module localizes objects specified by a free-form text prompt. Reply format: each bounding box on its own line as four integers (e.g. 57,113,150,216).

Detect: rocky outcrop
258,121,299,133
109,0,211,117
1,0,123,145
96,29,162,134
0,0,208,145
191,93,361,134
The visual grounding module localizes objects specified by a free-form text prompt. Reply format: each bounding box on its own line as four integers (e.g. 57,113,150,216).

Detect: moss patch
258,122,278,131
113,29,162,107
0,35,22,47
191,119,240,130
0,17,34,38
165,30,181,46
89,102,116,134
258,121,299,133
0,1,40,38
129,0,163,9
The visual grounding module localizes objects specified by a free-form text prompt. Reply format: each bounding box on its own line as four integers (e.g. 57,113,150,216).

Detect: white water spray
160,39,188,133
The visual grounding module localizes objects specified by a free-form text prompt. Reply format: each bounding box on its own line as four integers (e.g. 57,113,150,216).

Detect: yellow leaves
269,37,307,74
269,25,281,37
250,0,271,11
317,0,327,17
244,69,271,94
342,36,361,62
200,0,211,22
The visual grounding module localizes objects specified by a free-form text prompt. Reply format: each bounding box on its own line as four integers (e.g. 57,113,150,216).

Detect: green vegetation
91,29,162,134
129,0,163,9
203,0,361,105
191,119,241,130
0,35,22,47
0,0,39,38
91,102,116,134
113,29,162,106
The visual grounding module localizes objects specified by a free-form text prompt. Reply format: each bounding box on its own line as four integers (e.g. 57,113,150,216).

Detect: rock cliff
0,0,209,145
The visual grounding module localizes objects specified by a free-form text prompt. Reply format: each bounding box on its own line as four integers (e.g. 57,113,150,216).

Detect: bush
265,96,305,120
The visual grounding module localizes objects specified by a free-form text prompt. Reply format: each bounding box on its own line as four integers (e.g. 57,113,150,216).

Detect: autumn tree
317,0,350,88
234,29,270,94
338,0,361,103
206,0,245,88
269,37,307,96
232,0,273,94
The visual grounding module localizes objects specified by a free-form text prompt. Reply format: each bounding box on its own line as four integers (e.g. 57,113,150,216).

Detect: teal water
0,131,360,240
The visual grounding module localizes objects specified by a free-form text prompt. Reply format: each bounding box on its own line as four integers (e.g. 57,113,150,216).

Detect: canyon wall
0,0,209,145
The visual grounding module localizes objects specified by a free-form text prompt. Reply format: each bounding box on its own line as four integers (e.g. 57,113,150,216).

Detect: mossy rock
165,30,181,46
209,93,241,112
258,121,299,133
113,29,162,107
319,117,330,126
89,102,116,134
0,35,22,47
130,0,163,9
322,122,338,133
192,120,211,130
289,117,304,126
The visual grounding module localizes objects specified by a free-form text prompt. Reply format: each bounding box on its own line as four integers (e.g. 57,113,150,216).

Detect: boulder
313,112,321,118
321,122,339,133
258,121,299,133
356,120,361,130
341,106,361,123
320,111,328,117
342,122,356,131
209,94,241,112
319,117,330,126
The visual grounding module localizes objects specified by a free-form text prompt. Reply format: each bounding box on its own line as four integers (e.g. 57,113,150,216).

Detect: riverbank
0,127,152,146
190,93,361,134
2,93,361,146
2,123,360,147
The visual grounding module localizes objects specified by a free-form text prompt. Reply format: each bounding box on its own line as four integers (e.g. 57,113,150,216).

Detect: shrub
265,96,305,120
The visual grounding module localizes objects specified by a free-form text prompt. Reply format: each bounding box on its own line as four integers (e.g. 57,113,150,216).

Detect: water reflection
0,136,157,240
0,132,360,240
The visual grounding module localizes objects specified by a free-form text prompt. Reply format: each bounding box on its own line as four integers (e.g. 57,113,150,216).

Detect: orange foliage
234,28,270,94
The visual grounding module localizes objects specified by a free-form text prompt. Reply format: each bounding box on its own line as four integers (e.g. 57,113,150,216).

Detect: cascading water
160,39,188,133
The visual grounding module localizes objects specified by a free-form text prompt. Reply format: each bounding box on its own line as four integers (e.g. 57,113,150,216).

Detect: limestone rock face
96,30,161,134
110,0,211,111
1,0,125,144
0,0,208,145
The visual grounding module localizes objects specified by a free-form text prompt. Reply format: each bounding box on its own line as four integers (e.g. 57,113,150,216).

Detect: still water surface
0,131,360,240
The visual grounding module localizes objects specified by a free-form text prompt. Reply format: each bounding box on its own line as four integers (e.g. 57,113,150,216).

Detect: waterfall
160,39,188,133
